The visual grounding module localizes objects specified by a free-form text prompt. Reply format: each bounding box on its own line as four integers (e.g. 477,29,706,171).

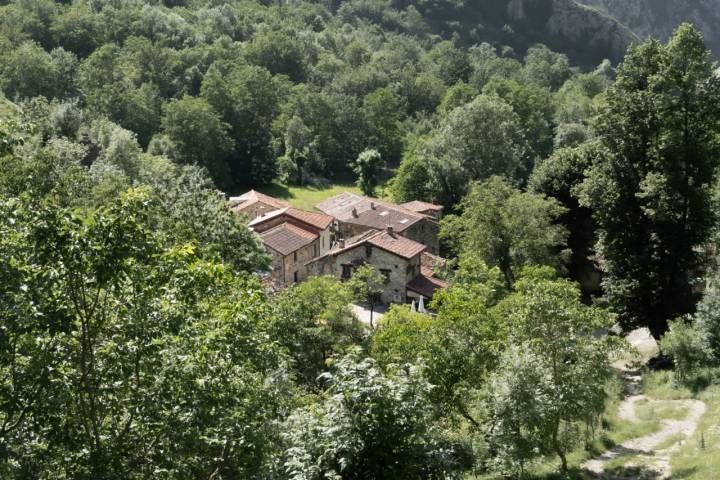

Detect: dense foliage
580,24,720,335
2,0,720,477
0,0,610,193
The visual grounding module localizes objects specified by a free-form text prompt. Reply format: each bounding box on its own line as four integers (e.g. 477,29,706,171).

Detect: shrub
660,318,709,382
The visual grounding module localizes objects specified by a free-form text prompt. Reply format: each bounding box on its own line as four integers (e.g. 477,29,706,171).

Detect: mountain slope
577,0,720,56
396,0,638,66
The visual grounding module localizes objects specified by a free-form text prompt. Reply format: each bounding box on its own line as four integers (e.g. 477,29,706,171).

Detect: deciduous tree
580,24,720,335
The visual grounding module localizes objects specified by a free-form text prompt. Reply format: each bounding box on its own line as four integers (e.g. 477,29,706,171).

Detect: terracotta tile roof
248,207,333,231
406,274,448,299
420,252,448,277
401,200,444,213
229,190,289,212
316,192,423,232
367,231,426,259
259,222,317,256
285,207,333,230
308,229,426,264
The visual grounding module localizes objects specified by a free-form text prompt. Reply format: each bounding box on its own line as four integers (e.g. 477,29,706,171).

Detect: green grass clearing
256,182,363,211
655,432,687,450
668,378,718,479
635,399,690,422
642,370,694,400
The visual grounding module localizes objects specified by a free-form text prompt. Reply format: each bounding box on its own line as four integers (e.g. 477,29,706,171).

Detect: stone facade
268,240,320,285
252,215,333,256
403,220,440,255
306,243,421,304
337,217,439,255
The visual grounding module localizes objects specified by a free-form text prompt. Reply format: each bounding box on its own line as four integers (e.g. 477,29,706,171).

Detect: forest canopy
2,0,720,478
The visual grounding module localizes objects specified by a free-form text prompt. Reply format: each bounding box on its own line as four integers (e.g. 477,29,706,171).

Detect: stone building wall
267,247,286,284
306,244,420,304
267,240,319,285
403,219,440,255
336,219,439,255
284,240,319,284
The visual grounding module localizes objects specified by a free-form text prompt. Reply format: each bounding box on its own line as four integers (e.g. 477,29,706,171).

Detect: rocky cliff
412,0,638,67
577,0,720,56
506,0,638,64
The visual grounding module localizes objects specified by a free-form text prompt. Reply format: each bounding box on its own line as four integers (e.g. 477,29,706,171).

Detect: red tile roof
406,274,448,299
367,231,426,259
309,229,426,264
249,207,333,231
420,252,448,277
259,222,317,256
286,207,333,230
401,200,444,213
229,190,289,213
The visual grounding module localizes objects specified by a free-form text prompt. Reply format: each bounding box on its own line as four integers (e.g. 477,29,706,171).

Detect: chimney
338,239,345,248
386,226,394,236
370,201,376,210
352,207,358,218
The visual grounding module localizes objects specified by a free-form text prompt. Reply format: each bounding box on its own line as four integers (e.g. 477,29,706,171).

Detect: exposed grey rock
577,0,720,56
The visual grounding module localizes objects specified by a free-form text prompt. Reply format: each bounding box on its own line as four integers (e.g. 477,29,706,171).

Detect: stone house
306,227,446,304
400,200,444,221
315,192,441,254
259,222,321,285
248,206,334,256
229,190,289,221
229,190,448,303
406,252,449,305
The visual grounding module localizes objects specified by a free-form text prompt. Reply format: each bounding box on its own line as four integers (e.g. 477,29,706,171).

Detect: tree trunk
369,300,374,329
552,421,568,475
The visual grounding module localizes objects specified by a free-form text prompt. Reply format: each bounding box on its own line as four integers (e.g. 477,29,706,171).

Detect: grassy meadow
256,182,363,211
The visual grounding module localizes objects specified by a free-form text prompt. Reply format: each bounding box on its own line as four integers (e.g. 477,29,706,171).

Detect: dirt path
582,329,707,479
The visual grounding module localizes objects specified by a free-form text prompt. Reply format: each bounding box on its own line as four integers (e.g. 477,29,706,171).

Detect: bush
660,318,709,382
696,280,720,363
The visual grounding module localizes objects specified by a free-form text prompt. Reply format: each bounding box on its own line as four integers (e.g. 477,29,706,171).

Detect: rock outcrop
577,0,720,56
426,0,637,66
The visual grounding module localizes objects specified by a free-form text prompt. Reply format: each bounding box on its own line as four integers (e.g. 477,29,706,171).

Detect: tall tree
271,276,364,387
487,275,621,476
441,176,569,288
530,142,605,294
158,95,233,188
353,149,385,197
0,189,287,477
580,24,720,335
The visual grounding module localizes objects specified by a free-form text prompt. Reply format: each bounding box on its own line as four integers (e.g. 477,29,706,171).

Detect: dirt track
582,329,706,479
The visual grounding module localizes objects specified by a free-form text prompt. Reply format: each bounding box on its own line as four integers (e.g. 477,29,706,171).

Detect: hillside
577,0,720,56
386,0,638,67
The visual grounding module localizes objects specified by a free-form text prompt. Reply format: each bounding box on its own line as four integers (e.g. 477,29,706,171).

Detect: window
293,271,298,283
365,245,372,257
342,264,353,280
380,269,391,282
293,251,297,263
314,243,319,257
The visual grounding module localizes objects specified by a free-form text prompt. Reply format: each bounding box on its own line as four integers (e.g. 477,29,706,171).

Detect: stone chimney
352,207,358,218
386,225,394,236
370,201,376,210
